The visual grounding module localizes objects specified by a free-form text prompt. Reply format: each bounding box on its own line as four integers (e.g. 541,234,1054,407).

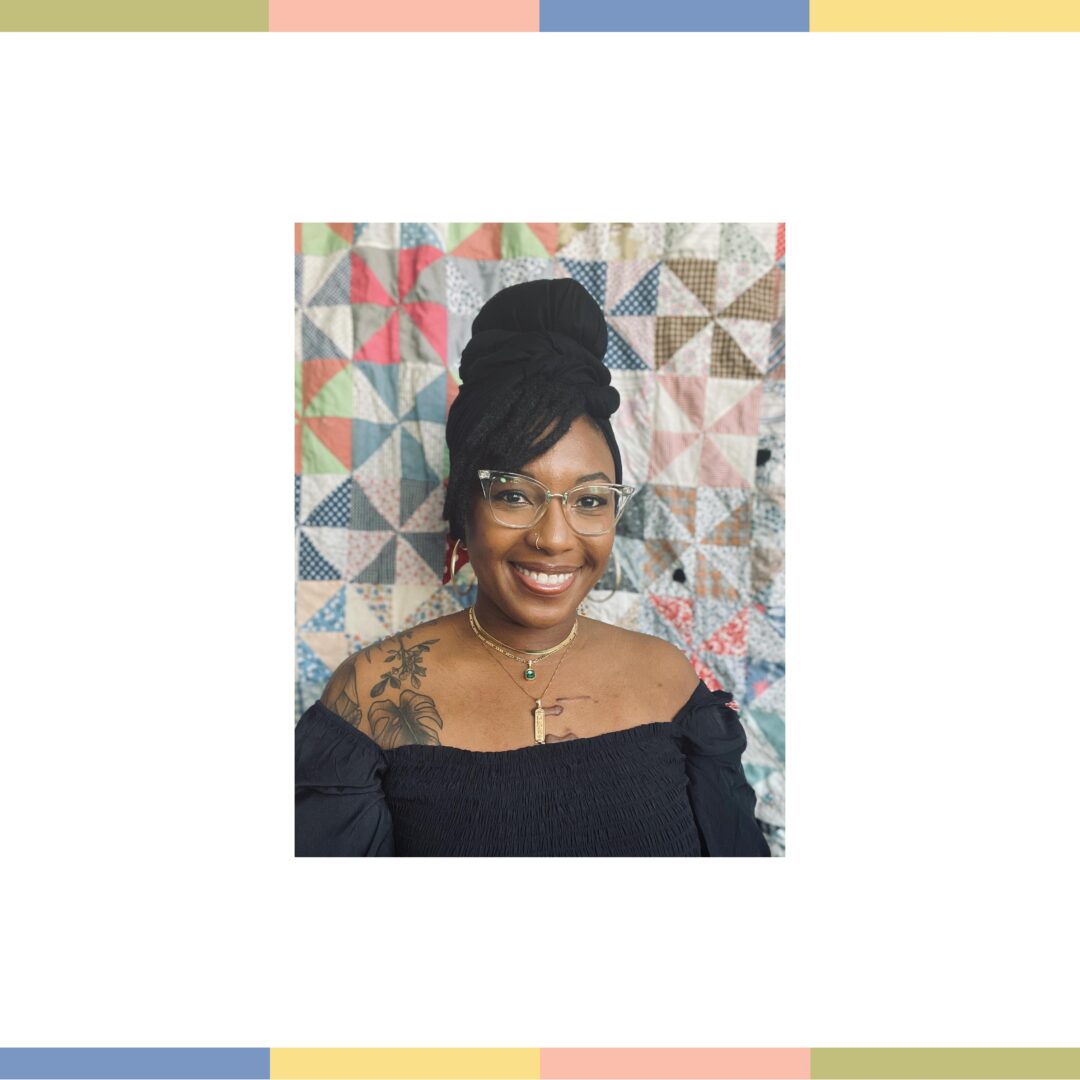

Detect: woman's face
464,416,618,630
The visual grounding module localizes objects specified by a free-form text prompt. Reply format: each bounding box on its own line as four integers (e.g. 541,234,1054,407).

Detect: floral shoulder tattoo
321,629,447,750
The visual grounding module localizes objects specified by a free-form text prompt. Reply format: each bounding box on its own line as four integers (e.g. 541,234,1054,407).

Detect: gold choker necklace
468,606,578,681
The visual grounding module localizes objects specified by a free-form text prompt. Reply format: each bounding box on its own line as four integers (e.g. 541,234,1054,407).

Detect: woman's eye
575,495,608,509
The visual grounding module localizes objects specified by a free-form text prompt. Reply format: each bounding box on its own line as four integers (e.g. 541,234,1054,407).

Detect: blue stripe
0,1049,269,1079
540,0,808,30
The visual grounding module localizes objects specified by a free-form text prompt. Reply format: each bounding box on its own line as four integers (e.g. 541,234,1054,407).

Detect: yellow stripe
811,0,1080,30
271,1048,540,1079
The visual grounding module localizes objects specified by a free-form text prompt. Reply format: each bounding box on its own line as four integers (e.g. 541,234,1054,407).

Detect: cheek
587,541,613,575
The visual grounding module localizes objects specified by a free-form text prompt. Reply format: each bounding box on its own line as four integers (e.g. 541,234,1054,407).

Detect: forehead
517,415,615,484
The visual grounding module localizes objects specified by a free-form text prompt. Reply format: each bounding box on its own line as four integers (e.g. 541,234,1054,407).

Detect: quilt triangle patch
400,370,447,424
347,532,394,583
400,424,440,484
398,245,443,298
351,420,394,469
502,223,553,259
356,362,399,415
300,223,349,257
349,250,396,307
656,374,707,431
608,261,660,315
694,549,741,603
354,309,399,363
356,535,397,584
349,480,394,531
719,268,778,322
400,301,447,363
717,317,772,373
299,531,342,580
559,258,606,309
701,435,754,487
303,363,351,417
666,258,717,314
305,479,351,527
701,606,749,657
648,431,701,483
664,321,712,378
607,316,655,369
308,253,351,307
401,223,445,251
300,586,346,632
605,322,649,371
296,635,333,686
655,316,710,369
395,534,441,585
710,323,763,380
300,417,351,473
657,263,710,317
302,313,348,361
647,593,694,648
449,223,501,260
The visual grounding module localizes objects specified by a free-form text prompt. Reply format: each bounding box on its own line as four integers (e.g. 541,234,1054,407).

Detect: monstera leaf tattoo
371,632,438,696
369,691,444,748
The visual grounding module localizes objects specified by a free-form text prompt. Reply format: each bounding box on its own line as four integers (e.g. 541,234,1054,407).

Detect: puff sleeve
673,682,771,857
295,702,395,857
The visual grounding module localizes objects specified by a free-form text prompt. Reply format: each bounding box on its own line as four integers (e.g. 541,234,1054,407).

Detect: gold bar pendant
533,700,545,744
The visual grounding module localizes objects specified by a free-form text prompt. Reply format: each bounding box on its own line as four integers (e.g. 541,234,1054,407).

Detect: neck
470,593,581,654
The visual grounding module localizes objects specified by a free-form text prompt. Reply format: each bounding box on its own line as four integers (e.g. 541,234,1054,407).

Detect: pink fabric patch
702,607,749,657
355,310,399,363
398,244,442,296
699,437,750,488
710,383,762,436
648,594,694,647
402,301,447,363
648,430,700,479
658,374,707,430
349,251,395,306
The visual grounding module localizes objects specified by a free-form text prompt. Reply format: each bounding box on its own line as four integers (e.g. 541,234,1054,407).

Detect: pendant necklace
468,605,578,681
468,606,579,743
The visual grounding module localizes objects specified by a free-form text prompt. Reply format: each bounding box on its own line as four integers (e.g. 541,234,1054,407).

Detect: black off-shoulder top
295,679,770,857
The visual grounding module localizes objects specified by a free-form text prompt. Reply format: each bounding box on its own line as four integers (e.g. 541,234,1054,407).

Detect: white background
1,31,1078,1051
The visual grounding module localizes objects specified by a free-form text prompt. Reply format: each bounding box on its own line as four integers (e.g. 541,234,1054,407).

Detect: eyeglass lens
485,474,621,536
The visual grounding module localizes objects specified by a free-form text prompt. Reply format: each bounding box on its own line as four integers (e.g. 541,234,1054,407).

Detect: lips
510,562,580,596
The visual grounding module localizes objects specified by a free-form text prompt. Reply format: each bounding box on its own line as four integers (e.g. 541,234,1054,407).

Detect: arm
295,646,396,857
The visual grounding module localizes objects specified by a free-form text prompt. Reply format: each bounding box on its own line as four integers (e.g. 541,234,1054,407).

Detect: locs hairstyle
442,279,624,544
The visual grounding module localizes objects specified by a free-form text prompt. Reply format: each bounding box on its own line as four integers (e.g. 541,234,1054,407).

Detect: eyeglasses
478,469,636,537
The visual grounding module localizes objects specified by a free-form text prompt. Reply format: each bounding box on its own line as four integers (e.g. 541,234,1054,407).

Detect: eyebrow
516,470,612,484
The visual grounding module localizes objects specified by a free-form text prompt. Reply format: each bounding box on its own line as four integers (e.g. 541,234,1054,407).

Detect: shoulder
319,617,452,746
588,620,701,712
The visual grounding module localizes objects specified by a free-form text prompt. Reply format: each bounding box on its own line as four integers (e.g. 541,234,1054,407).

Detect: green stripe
0,0,266,29
812,1049,1080,1079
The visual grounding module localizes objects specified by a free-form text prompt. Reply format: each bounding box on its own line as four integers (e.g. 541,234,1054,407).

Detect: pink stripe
542,1048,810,1079
270,0,538,29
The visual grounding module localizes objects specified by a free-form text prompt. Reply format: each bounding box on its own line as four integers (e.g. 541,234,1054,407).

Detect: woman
295,278,770,857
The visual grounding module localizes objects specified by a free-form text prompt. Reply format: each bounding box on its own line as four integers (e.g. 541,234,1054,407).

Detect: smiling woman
294,278,769,857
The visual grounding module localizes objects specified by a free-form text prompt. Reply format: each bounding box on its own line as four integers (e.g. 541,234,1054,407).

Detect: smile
510,563,580,595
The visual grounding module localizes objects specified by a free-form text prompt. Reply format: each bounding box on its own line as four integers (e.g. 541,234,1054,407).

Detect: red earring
443,536,469,585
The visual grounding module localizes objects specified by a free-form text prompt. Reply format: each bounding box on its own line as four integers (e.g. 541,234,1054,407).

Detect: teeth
514,565,574,585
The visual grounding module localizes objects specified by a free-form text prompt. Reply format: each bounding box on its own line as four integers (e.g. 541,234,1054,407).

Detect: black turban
447,278,623,483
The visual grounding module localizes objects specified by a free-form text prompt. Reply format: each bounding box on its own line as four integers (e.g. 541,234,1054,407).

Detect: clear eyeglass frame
477,468,636,537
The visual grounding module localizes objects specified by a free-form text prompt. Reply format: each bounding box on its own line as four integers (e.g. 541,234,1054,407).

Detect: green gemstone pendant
524,665,536,681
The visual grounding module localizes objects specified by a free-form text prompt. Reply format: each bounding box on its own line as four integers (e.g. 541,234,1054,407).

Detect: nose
534,495,577,551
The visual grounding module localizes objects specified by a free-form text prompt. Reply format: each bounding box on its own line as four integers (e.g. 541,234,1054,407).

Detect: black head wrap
446,278,623,483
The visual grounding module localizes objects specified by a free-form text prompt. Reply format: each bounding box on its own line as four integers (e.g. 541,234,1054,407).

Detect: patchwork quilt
295,222,786,855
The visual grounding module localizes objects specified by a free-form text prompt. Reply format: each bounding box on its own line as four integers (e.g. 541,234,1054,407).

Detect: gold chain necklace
468,606,578,681
467,607,579,744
